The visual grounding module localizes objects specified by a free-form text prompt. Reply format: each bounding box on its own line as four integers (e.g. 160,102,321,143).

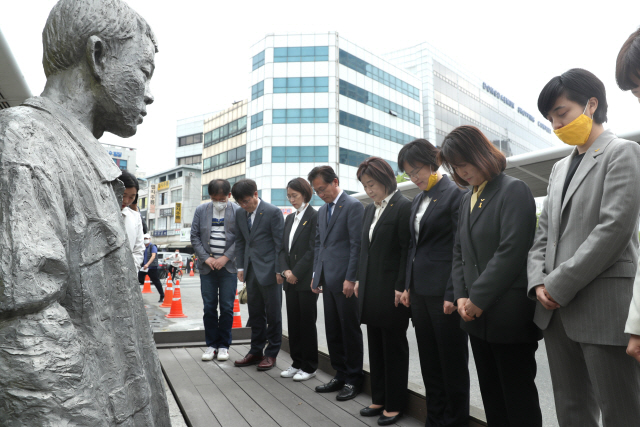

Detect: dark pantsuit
367,320,409,412
323,288,363,385
246,264,282,358
138,269,164,297
411,293,469,427
285,290,319,374
469,335,542,427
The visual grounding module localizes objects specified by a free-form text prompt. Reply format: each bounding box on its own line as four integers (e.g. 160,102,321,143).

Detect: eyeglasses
287,194,300,200
407,165,425,179
237,198,252,206
313,185,330,196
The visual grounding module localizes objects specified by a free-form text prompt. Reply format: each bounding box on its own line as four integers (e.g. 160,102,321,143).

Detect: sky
2,0,640,176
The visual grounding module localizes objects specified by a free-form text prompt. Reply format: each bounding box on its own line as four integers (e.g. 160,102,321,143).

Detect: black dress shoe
378,413,402,426
360,406,384,417
158,296,164,303
336,384,361,401
315,378,345,393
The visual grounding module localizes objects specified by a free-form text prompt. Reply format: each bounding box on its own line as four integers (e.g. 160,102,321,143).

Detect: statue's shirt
0,97,170,426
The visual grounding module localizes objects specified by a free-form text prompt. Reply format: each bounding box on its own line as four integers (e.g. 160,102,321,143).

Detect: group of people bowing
190,28,640,427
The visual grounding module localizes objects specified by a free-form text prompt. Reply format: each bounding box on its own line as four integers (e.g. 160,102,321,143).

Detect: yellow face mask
425,169,439,191
553,103,593,146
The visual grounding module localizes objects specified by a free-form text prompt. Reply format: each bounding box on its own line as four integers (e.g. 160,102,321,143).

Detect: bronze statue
0,0,170,425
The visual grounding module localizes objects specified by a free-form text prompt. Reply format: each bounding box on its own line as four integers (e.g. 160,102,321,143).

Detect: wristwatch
281,270,287,278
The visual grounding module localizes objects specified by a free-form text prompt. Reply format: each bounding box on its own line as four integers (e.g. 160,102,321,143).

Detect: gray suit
528,129,640,426
190,201,240,274
235,199,284,357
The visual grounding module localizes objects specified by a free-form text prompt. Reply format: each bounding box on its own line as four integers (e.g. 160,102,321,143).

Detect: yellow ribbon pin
303,221,307,225
478,199,485,208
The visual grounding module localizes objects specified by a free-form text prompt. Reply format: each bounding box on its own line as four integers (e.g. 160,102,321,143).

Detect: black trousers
285,290,318,374
367,321,409,412
138,269,164,297
411,293,469,427
469,335,542,427
323,289,364,385
246,264,282,358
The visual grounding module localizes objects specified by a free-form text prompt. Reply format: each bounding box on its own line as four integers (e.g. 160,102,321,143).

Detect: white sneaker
202,347,217,361
293,370,316,381
280,366,301,378
217,348,229,361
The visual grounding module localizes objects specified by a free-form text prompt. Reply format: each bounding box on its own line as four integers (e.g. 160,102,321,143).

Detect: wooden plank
185,347,279,427
226,346,336,427
171,348,216,386
158,349,220,427
194,384,251,427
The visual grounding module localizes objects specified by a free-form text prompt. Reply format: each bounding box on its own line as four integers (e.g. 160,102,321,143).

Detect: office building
102,142,137,174
384,42,555,156
200,100,248,202
246,32,423,210
138,165,202,251
176,112,218,168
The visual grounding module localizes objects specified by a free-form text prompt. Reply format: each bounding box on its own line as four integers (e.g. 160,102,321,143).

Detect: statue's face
97,33,155,138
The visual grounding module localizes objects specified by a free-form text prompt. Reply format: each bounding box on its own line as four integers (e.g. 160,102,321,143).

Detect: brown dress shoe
257,356,276,371
234,353,264,367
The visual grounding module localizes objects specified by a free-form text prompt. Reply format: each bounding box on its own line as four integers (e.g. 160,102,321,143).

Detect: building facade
384,42,554,156
176,112,218,168
102,143,137,174
138,165,202,251
245,32,423,210
200,101,248,203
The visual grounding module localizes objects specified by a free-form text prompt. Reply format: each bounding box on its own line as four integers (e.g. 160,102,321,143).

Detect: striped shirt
210,208,226,258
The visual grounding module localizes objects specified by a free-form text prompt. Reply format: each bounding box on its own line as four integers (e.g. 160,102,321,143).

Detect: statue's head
42,0,158,138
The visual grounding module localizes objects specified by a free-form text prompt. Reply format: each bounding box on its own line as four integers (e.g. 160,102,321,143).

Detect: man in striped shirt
191,179,240,362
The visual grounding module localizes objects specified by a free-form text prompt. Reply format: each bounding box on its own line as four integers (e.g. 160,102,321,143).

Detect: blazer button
462,260,465,266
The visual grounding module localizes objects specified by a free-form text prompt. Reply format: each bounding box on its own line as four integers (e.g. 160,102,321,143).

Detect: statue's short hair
42,0,158,78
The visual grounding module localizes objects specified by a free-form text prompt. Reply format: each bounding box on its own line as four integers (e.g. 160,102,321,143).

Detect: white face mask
212,201,227,211
144,239,150,244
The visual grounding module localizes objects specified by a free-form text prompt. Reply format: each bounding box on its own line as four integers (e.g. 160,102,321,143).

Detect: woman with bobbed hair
354,157,411,425
277,177,319,382
397,139,470,427
440,125,542,427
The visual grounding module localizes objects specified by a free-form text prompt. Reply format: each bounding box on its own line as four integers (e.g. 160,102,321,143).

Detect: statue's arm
0,163,69,320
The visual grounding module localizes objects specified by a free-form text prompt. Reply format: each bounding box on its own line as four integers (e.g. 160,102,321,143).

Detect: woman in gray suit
441,125,542,427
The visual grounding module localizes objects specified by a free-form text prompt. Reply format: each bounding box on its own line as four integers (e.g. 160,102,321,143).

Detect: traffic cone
189,262,195,276
142,275,152,294
160,276,174,308
166,278,187,318
232,289,242,328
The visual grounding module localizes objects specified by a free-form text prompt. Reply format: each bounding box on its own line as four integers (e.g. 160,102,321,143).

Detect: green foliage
396,173,409,183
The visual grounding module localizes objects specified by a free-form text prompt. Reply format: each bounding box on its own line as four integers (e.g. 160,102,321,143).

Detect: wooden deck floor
159,345,423,427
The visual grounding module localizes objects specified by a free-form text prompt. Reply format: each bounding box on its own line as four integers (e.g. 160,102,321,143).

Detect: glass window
273,78,287,93
272,77,328,93
171,188,182,202
251,81,264,100
250,148,263,167
271,189,288,206
178,133,203,147
339,49,419,101
160,192,167,205
204,116,247,147
339,110,416,145
178,171,182,178
148,219,155,231
272,46,329,63
339,80,419,125
118,159,127,171
168,173,176,180
252,50,265,70
251,112,263,129
202,184,209,201
272,109,328,124
228,149,237,162
271,146,328,163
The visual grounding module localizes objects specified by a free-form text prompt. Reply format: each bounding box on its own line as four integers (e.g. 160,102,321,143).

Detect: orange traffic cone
142,275,152,294
166,278,187,318
160,276,174,308
189,262,195,276
232,290,242,328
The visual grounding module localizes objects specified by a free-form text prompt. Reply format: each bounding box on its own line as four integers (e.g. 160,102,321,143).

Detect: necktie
327,202,335,225
247,211,252,231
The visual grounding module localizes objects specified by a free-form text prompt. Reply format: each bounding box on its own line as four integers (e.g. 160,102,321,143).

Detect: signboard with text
149,184,156,214
175,202,182,223
159,208,174,218
180,228,190,242
158,181,170,191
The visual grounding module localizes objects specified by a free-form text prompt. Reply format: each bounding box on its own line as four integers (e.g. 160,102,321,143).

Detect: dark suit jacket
405,175,467,302
452,173,541,343
278,206,318,292
312,192,364,292
235,199,284,286
358,191,411,328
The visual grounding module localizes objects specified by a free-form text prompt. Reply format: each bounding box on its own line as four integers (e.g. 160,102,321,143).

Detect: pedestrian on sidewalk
140,234,165,303
191,179,240,362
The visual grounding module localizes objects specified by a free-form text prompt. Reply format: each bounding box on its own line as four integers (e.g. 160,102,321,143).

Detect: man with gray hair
0,0,170,425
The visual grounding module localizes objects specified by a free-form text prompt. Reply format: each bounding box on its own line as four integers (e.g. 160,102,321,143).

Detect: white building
384,42,555,156
246,32,423,209
101,142,137,174
176,112,219,168
138,165,202,251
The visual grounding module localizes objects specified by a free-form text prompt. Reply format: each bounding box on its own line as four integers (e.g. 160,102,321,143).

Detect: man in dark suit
309,166,365,401
231,179,284,371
